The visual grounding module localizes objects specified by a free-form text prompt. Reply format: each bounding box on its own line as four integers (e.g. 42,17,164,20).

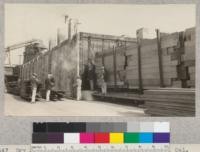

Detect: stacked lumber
140,39,160,87
104,51,114,86
94,53,103,87
144,88,195,116
188,66,195,87
161,33,180,87
6,81,19,95
113,46,126,86
125,32,180,88
125,44,139,88
183,28,195,88
95,46,126,88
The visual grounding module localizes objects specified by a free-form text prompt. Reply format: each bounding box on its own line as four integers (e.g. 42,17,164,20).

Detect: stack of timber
183,28,195,87
160,32,181,87
80,32,136,70
95,46,127,88
140,39,160,87
125,44,139,88
126,32,181,88
143,88,195,116
6,81,19,95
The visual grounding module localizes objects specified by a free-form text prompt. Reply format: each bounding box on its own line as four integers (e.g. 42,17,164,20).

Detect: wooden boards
183,28,195,88
143,88,195,116
125,33,180,88
95,46,127,88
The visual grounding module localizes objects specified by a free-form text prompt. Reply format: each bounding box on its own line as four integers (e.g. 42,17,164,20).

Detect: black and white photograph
4,4,196,116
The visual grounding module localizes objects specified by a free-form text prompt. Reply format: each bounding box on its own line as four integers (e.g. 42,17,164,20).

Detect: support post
156,29,164,87
88,37,91,61
113,46,117,89
136,29,143,94
77,32,80,77
102,39,105,66
8,48,11,65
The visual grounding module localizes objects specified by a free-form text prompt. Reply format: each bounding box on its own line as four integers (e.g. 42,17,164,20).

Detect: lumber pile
125,32,181,88
95,46,126,88
6,81,20,95
183,28,195,87
125,44,139,88
94,28,195,90
140,39,160,87
160,33,181,87
143,89,195,116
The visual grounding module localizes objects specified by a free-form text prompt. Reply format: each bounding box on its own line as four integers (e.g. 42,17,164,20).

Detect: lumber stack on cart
95,46,126,88
140,39,160,87
125,44,139,88
160,32,181,87
125,32,181,88
183,28,195,88
143,88,195,116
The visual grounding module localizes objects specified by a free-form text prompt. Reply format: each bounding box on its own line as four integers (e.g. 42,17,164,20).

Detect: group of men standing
84,60,108,95
30,62,108,103
30,73,55,103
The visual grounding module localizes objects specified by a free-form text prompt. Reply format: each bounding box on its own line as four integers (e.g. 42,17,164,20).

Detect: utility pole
68,19,72,40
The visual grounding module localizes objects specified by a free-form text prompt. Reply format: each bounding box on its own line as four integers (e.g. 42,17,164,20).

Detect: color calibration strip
32,122,170,144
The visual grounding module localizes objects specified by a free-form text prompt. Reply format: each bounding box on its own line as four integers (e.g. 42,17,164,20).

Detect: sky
5,4,195,65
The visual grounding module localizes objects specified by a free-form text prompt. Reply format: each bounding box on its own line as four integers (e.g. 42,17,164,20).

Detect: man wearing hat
30,73,39,103
100,66,107,95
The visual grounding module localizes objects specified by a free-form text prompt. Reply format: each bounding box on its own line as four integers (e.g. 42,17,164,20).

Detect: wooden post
156,29,164,87
102,39,105,66
113,46,117,89
77,32,80,77
8,48,11,65
136,29,143,94
48,51,52,74
88,37,91,61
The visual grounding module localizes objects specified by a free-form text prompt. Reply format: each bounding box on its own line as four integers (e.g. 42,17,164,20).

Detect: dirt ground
4,93,146,116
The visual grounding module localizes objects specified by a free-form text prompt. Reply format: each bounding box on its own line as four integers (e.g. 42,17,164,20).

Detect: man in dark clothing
88,61,96,91
45,74,55,101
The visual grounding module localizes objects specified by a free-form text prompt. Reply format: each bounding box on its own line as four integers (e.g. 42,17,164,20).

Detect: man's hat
33,73,37,77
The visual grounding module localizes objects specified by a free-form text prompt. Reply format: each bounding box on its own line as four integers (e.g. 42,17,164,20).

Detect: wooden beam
136,29,143,94
102,39,105,66
88,36,91,61
156,29,164,87
113,46,117,89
